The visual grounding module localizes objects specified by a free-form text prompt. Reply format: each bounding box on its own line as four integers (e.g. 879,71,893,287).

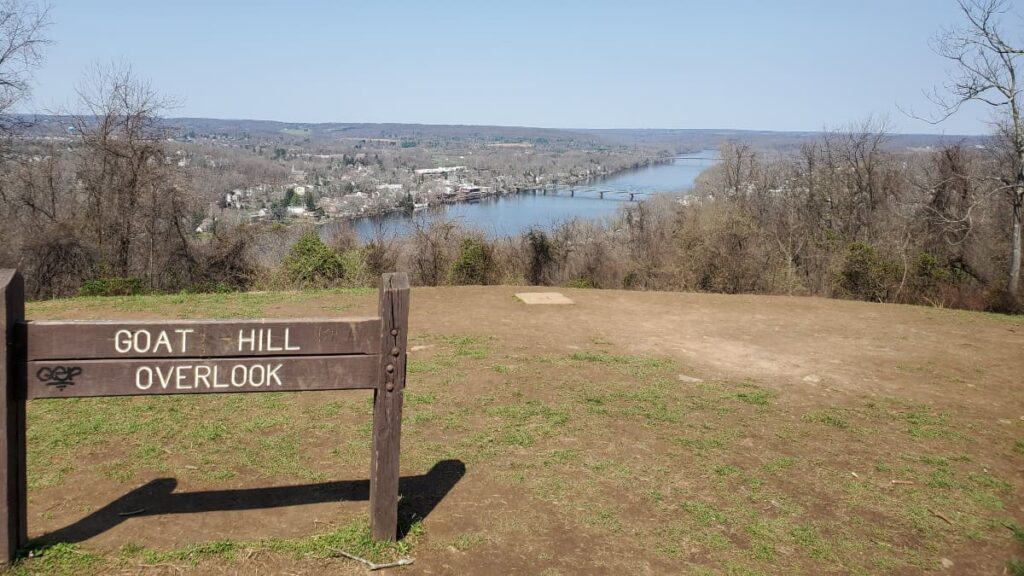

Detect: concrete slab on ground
514,292,574,305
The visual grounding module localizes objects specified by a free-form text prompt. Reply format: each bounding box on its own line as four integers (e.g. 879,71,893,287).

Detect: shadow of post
35,459,465,545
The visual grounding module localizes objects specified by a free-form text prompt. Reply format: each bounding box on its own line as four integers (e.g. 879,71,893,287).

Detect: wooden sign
0,270,410,566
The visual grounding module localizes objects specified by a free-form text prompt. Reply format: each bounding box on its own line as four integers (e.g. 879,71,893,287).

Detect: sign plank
25,318,381,361
26,354,380,399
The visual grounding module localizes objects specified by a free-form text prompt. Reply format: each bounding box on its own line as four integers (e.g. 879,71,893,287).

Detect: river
336,149,718,240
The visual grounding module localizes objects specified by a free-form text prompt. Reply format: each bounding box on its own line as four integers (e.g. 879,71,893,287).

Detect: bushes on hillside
834,242,899,302
275,229,377,289
187,227,259,293
283,231,346,287
24,231,97,299
80,277,144,297
409,219,459,286
452,237,497,285
525,228,555,285
673,203,779,294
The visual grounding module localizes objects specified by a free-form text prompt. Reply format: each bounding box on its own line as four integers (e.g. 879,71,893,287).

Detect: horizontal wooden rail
26,354,380,399
22,318,381,360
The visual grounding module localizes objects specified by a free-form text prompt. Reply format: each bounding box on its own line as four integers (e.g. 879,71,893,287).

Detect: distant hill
15,114,987,152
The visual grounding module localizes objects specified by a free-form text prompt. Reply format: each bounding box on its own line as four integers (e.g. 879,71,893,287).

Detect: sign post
1,270,26,566
370,272,408,540
0,270,409,566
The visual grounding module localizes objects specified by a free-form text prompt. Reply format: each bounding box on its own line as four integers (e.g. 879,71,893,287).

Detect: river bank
330,150,718,240
328,154,674,221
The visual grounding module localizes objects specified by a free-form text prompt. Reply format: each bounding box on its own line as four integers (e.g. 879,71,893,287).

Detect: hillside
17,115,985,152
15,287,1024,575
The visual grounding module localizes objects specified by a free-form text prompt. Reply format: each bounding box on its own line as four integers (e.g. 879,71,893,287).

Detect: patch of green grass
543,449,581,466
406,391,437,406
450,532,487,551
581,505,622,532
926,468,956,489
13,543,104,576
497,428,535,447
1006,522,1024,543
408,358,451,374
681,500,728,526
714,464,741,476
488,400,569,428
568,351,672,370
790,524,834,561
578,392,609,415
191,422,229,442
897,409,962,440
751,542,776,562
442,407,469,431
126,540,239,565
406,410,437,426
569,351,637,364
234,431,323,481
618,384,685,423
26,462,72,490
801,409,850,429
736,390,771,406
969,472,1012,492
673,428,737,454
762,457,795,473
435,335,493,359
56,518,420,574
1014,440,1024,456
25,390,358,490
645,489,665,503
266,518,419,562
585,458,634,480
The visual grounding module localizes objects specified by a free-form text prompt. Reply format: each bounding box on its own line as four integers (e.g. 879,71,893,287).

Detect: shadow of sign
35,459,466,545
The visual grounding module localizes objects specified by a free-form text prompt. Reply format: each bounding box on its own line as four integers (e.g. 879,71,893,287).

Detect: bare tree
74,64,195,288
0,0,48,134
930,0,1024,295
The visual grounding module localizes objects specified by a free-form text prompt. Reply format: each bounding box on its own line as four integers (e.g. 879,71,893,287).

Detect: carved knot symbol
36,366,83,390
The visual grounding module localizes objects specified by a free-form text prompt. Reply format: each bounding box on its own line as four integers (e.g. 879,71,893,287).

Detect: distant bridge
529,188,650,201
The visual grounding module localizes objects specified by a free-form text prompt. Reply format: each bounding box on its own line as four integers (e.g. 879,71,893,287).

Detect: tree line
251,121,1017,314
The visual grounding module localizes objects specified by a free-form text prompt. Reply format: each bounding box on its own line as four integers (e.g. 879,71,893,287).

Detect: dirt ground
411,286,1024,411
17,286,1024,575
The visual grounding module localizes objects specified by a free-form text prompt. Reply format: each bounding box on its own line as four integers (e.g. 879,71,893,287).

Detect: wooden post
369,272,408,540
0,270,26,566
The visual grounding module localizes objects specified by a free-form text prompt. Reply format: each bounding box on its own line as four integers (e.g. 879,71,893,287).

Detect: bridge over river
333,150,718,240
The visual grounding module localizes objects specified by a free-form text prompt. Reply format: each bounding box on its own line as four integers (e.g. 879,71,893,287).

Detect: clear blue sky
24,0,1010,134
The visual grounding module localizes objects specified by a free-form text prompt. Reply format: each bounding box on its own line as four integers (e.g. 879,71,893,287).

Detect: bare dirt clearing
14,287,1024,575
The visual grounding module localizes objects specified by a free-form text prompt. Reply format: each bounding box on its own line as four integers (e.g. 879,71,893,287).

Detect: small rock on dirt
802,374,821,384
677,374,703,383
940,558,953,569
